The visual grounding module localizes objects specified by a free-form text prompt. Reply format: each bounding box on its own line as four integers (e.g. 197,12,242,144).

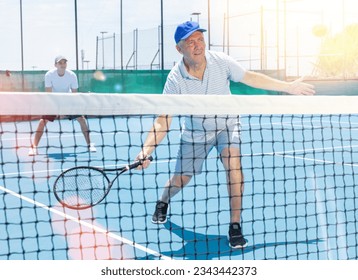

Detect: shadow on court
46,151,88,160
140,221,323,260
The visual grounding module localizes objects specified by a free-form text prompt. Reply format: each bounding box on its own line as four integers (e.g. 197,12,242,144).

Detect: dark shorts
41,115,57,122
67,115,82,120
42,115,83,122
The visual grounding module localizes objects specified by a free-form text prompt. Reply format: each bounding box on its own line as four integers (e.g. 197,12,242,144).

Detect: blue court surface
1,114,358,260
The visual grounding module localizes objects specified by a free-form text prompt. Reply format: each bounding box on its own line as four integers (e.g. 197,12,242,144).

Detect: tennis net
1,92,358,260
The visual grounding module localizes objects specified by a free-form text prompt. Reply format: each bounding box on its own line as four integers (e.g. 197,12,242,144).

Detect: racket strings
55,168,109,208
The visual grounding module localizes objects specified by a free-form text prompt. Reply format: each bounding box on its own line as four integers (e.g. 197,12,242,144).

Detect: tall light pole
226,0,230,56
283,0,303,79
283,0,287,79
120,0,123,70
249,33,254,70
100,31,108,69
276,0,280,72
19,0,24,90
19,0,24,72
207,0,211,50
160,0,164,70
74,0,79,71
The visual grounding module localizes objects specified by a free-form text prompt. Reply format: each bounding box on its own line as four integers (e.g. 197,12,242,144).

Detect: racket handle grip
128,155,153,169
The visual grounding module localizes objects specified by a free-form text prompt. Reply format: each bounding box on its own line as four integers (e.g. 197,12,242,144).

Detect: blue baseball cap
174,21,206,44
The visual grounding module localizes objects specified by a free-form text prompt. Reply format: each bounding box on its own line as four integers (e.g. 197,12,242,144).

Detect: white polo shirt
163,50,246,142
44,69,78,93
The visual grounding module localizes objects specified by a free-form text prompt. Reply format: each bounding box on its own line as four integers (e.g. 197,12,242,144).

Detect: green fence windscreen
2,69,357,95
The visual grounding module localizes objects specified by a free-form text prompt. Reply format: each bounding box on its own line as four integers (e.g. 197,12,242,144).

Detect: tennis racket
53,156,153,210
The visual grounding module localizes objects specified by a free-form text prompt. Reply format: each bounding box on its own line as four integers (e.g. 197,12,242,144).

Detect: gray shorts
174,123,241,176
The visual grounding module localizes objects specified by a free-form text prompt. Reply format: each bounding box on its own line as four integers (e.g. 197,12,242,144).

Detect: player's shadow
141,221,323,260
46,151,88,160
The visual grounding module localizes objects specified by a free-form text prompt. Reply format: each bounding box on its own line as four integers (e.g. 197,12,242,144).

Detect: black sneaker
151,201,169,224
228,223,247,248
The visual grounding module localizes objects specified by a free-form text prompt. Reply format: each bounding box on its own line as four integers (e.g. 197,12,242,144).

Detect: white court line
0,131,121,142
276,154,358,167
1,143,357,179
0,159,177,178
256,143,358,168
2,144,356,178
243,144,358,159
242,120,358,130
0,185,171,260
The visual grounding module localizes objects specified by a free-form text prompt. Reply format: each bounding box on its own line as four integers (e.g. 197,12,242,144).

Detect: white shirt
163,50,246,142
44,69,78,92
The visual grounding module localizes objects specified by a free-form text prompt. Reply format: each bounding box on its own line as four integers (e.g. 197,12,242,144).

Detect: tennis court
1,93,357,260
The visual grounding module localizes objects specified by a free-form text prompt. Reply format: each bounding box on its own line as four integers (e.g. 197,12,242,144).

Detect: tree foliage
313,24,358,78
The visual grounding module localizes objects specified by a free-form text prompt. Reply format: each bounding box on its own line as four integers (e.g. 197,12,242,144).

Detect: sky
0,0,357,76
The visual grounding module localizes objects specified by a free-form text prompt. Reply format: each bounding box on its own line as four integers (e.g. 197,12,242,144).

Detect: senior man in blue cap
136,21,315,249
